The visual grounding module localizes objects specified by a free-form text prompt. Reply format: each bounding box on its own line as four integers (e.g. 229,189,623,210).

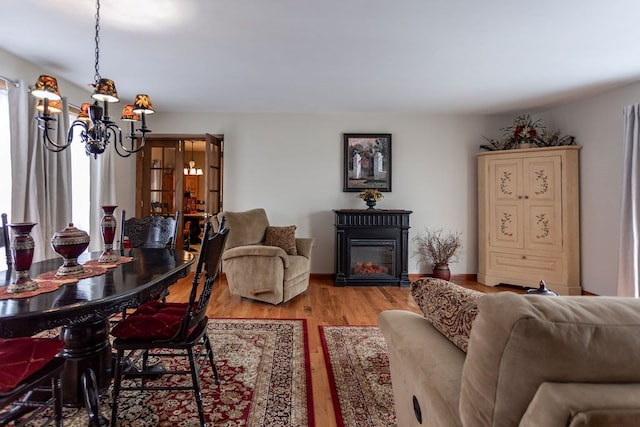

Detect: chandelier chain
93,0,101,83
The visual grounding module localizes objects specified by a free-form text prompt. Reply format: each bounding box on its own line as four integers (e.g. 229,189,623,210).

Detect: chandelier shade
92,78,119,103
120,104,140,121
76,103,92,125
30,0,153,158
133,94,154,114
31,75,61,100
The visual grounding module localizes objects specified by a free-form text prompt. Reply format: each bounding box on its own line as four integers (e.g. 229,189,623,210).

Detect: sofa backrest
215,208,270,250
459,292,640,427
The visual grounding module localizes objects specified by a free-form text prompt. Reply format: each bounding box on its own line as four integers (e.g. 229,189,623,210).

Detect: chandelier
184,141,203,176
30,0,154,158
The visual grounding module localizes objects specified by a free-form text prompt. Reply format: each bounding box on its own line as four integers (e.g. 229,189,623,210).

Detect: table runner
0,256,133,300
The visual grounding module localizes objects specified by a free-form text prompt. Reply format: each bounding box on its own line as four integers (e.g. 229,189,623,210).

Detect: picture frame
343,133,392,192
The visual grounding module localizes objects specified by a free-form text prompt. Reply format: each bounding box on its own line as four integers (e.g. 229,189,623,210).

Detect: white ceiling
2,0,640,115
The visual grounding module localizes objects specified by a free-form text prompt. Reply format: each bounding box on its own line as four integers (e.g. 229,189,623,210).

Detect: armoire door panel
490,204,523,248
526,205,563,251
489,160,521,201
524,156,561,202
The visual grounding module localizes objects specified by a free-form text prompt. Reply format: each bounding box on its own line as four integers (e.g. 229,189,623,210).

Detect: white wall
120,112,485,276
140,95,640,295
0,48,89,111
540,82,640,296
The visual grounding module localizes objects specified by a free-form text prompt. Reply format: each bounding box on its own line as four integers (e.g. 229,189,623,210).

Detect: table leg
59,318,112,407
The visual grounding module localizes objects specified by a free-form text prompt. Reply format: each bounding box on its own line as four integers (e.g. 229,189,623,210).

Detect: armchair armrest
520,382,640,427
295,238,314,258
222,244,289,268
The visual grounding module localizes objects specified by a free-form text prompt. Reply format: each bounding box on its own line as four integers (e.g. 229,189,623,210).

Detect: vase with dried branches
411,228,463,281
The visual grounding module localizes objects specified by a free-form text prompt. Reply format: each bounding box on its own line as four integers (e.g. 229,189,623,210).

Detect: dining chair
0,337,65,426
0,213,11,267
110,217,228,427
0,214,64,425
118,211,181,319
119,210,181,250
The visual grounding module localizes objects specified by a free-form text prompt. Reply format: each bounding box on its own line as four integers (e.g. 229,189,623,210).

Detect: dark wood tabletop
0,248,195,338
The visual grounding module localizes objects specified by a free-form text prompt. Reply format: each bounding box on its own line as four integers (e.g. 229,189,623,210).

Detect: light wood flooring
165,274,519,426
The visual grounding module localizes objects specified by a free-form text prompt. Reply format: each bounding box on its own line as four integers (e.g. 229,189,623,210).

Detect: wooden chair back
120,210,181,249
177,217,228,339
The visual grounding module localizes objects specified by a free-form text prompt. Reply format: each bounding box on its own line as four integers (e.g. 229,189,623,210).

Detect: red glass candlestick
99,205,119,263
7,222,38,293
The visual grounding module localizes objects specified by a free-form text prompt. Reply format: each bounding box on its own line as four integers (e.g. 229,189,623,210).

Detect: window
0,81,90,234
0,80,11,217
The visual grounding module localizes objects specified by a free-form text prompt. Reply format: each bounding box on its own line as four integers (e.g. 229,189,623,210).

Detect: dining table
0,247,195,425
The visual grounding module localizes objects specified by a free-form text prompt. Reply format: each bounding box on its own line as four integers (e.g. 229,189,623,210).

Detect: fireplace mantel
334,209,412,287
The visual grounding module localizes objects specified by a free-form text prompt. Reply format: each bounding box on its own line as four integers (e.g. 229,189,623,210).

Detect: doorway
135,133,224,249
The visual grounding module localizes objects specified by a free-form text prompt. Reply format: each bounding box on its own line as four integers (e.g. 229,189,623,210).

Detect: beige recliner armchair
213,208,313,304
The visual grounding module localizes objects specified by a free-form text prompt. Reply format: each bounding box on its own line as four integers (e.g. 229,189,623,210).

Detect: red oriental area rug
29,319,313,427
320,325,396,427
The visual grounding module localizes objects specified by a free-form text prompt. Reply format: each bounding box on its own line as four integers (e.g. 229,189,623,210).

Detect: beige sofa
378,280,640,427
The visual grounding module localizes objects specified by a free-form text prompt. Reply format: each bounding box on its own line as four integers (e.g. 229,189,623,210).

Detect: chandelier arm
37,116,72,151
113,136,134,157
113,142,134,158
118,125,148,156
105,123,122,149
69,120,89,145
110,123,144,158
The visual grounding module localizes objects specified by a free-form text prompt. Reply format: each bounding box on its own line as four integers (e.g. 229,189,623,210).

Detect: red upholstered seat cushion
133,299,188,316
111,300,191,340
0,338,64,393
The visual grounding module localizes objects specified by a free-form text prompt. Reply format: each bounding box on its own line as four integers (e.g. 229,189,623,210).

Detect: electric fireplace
334,209,412,286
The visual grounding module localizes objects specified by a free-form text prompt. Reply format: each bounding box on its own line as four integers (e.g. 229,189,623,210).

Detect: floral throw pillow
265,225,297,255
410,277,483,352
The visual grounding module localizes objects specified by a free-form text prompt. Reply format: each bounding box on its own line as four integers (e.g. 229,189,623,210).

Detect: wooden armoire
477,146,581,295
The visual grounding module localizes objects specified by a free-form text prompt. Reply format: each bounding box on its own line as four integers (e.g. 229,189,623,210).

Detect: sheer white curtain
0,83,12,216
8,81,72,261
88,148,117,252
617,104,640,297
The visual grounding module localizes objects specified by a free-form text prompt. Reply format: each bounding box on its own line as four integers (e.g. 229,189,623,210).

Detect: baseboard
309,273,479,283
232,272,600,295
452,273,478,282
408,273,477,282
310,273,336,281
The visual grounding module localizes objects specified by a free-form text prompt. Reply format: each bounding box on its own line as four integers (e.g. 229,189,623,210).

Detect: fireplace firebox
334,209,412,287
